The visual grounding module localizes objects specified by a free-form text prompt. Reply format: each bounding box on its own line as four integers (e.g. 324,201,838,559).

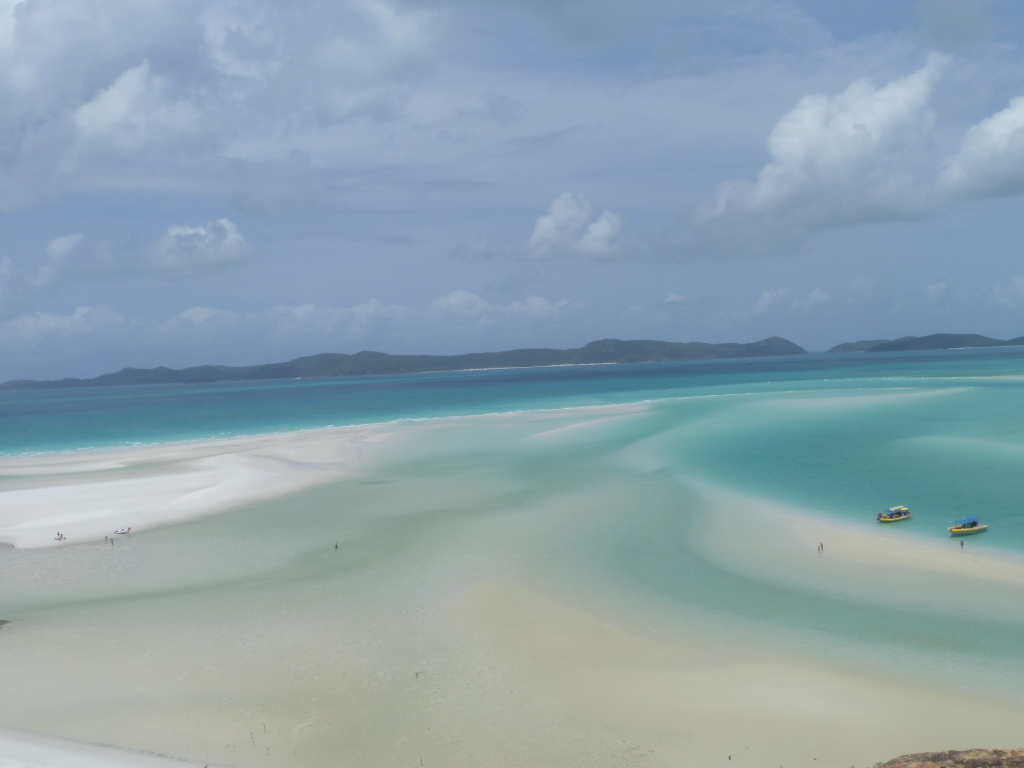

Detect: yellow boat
878,506,912,523
948,517,988,536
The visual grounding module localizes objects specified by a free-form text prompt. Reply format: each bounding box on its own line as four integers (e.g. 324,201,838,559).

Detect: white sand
0,726,226,768
0,425,392,549
691,477,1024,617
5,410,1024,767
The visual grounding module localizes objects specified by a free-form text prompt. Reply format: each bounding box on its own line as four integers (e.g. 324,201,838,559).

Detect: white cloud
577,211,623,257
145,219,251,278
2,220,252,320
72,61,201,154
941,97,1024,199
694,55,945,257
527,193,622,258
683,54,1024,260
0,0,436,207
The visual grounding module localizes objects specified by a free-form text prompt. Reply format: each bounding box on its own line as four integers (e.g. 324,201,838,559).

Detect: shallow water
4,349,1024,765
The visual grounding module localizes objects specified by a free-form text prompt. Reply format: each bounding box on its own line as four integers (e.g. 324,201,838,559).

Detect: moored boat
948,517,988,536
878,506,911,523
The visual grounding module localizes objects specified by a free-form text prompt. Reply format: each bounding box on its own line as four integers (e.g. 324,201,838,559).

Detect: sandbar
4,405,1024,767
0,425,394,549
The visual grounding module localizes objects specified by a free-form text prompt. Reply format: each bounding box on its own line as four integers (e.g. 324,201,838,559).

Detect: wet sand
3,405,1024,767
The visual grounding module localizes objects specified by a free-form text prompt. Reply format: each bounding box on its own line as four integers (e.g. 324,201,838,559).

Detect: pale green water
3,352,1024,764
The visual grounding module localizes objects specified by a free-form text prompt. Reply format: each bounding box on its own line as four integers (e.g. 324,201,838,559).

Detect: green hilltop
828,333,1024,354
0,336,806,391
8,332,1024,392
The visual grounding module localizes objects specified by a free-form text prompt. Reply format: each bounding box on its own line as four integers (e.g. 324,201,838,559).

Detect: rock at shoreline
876,749,1024,767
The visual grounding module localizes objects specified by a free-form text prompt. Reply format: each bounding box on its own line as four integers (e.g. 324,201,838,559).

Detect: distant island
828,333,1024,354
7,332,1024,392
0,336,806,391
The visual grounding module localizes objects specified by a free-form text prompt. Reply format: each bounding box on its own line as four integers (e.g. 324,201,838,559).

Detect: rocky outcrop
876,749,1024,767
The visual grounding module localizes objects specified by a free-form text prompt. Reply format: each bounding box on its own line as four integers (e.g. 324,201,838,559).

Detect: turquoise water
5,346,1024,554
6,346,1024,764
5,346,1024,456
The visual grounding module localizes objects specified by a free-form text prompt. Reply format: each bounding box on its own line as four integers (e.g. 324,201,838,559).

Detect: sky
3,0,1024,379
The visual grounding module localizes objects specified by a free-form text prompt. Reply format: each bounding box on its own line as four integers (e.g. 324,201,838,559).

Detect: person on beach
961,540,964,549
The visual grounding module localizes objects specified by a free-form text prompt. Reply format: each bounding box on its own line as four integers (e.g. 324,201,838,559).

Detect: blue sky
3,0,1024,378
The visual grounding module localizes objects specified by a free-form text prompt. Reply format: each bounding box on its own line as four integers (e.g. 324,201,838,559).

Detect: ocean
3,346,1024,767
4,347,1024,551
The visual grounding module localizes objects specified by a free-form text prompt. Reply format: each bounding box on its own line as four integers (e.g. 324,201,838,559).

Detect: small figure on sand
54,532,65,541
817,542,824,554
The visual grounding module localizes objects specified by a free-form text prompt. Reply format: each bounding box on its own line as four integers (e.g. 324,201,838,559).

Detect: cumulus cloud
72,61,202,154
145,219,252,278
690,56,946,257
1,219,251,319
0,0,435,207
452,194,623,262
941,97,1024,198
527,193,622,258
681,53,1024,259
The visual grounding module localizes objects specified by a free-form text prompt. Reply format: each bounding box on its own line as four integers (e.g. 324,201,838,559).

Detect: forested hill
0,336,807,391
828,333,1024,354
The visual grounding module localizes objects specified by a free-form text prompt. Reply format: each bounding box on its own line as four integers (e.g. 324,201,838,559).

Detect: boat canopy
954,517,980,524
887,506,908,512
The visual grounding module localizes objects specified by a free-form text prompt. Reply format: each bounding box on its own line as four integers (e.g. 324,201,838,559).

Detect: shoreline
0,423,395,549
0,725,227,768
6,400,1024,766
0,401,653,549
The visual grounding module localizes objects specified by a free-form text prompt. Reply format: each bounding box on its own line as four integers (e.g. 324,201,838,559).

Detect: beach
0,425,394,549
4,389,1024,768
